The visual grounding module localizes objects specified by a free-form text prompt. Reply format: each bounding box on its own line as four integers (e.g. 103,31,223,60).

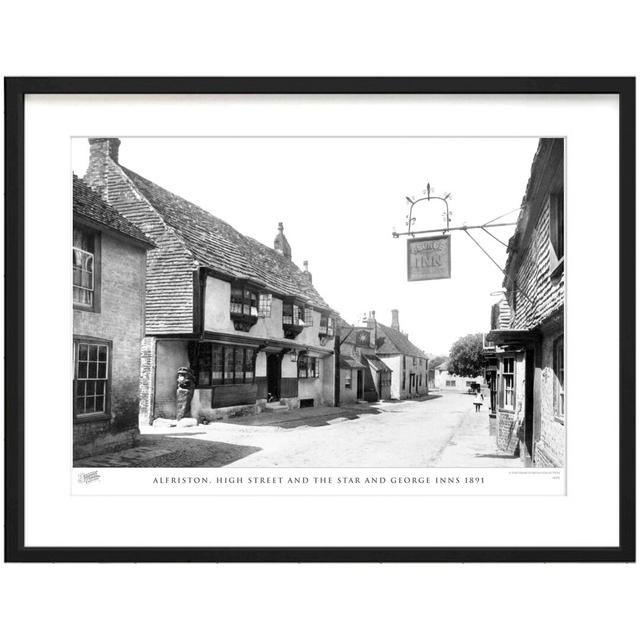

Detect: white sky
72,136,539,356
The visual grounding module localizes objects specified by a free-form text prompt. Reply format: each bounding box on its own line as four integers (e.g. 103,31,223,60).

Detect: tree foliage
428,355,447,370
448,333,484,378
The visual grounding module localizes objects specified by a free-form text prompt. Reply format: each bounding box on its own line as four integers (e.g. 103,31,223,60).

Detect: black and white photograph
71,135,565,472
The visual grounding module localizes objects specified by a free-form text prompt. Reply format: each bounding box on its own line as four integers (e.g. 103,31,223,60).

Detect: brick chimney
84,137,121,195
391,309,400,330
366,310,376,329
302,260,312,283
274,222,292,259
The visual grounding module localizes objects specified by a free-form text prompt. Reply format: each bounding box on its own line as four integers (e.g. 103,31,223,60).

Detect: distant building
82,138,339,424
73,175,154,459
337,315,392,404
433,360,483,391
486,138,564,467
376,310,429,400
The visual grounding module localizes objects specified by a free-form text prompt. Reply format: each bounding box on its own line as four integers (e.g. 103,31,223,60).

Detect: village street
77,391,525,468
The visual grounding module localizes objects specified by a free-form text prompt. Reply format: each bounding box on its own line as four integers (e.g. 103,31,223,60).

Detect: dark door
524,348,535,459
356,369,364,400
267,353,282,400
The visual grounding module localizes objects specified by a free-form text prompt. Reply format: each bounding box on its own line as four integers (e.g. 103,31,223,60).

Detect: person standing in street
473,389,484,412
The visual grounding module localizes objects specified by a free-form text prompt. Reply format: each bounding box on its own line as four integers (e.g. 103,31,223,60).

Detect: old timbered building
83,138,338,424
486,138,565,467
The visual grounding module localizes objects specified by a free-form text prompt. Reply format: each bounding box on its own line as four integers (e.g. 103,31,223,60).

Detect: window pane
88,362,98,379
244,350,254,382
77,361,88,379
224,347,235,382
78,343,88,360
258,293,272,317
98,346,108,362
95,395,105,413
211,345,224,383
235,348,244,381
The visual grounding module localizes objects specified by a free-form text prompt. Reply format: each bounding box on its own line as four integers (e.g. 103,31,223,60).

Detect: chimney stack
391,309,400,330
85,137,121,195
366,310,376,329
274,222,292,260
302,260,312,283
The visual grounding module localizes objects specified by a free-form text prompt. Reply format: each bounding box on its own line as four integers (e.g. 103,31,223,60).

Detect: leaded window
258,293,272,318
303,307,314,326
198,344,256,386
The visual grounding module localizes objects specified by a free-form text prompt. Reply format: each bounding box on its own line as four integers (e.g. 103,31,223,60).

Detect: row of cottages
73,175,154,458
485,138,565,467
337,310,429,402
82,138,339,427
432,360,483,391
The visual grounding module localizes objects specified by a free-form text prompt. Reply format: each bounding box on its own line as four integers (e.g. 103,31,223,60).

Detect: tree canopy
428,355,447,371
448,333,484,378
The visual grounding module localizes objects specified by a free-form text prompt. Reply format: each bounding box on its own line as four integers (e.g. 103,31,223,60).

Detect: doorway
267,353,282,401
356,369,364,400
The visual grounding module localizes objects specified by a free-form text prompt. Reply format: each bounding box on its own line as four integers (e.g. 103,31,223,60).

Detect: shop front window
198,344,256,385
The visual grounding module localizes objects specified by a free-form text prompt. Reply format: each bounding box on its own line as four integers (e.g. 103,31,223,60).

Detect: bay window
230,284,259,331
319,315,334,337
283,300,304,338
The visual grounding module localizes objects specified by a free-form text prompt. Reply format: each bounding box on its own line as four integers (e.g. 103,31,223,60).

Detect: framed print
4,77,635,562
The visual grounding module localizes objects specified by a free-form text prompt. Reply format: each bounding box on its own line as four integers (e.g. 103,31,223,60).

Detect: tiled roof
119,166,334,311
435,359,450,371
73,174,154,246
376,323,427,358
364,355,392,372
339,355,366,369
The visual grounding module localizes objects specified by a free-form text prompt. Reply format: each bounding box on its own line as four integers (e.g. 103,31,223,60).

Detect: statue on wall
176,367,196,421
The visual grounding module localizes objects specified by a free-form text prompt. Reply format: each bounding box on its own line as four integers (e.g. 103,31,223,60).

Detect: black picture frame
4,77,635,563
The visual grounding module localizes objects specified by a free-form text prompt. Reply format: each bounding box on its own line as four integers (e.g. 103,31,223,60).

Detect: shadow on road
473,453,519,460
75,434,262,468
